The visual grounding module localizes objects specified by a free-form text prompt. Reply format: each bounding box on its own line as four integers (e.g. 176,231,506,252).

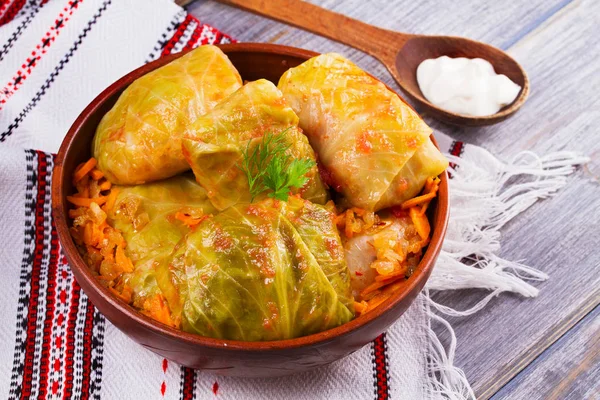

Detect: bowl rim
51,42,449,352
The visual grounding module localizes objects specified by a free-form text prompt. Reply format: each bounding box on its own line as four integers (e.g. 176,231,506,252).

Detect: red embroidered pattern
372,333,390,400
62,279,82,399
448,140,465,172
8,150,105,399
161,14,195,57
160,358,168,397
20,150,51,399
183,22,203,51
35,216,59,399
80,300,96,398
181,367,196,400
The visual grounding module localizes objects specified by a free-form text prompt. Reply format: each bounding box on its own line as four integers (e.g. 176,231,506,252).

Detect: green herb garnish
240,129,315,202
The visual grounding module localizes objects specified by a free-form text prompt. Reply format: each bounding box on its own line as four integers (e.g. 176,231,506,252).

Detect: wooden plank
491,305,600,400
186,0,600,397
187,0,574,93
431,1,600,396
478,289,600,399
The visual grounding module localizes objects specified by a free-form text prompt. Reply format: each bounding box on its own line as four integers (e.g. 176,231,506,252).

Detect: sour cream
416,56,521,117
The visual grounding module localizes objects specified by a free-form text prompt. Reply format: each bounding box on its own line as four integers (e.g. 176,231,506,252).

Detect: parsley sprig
240,129,315,202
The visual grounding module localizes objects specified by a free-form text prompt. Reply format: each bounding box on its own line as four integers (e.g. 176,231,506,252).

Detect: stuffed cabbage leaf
376,138,448,209
182,79,327,211
107,175,217,309
156,196,354,341
278,53,447,211
93,45,243,185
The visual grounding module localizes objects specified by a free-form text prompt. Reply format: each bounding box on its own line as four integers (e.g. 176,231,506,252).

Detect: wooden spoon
219,0,530,127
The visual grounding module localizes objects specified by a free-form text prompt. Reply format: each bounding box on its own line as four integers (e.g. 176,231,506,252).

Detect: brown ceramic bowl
51,43,449,377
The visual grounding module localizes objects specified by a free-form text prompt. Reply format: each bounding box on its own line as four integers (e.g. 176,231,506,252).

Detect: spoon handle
218,0,408,61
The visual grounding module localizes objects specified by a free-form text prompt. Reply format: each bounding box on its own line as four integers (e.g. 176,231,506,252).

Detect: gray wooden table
183,0,600,398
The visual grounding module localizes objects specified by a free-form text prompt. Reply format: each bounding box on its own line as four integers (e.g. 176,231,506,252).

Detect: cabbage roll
278,53,447,211
93,45,243,185
345,215,425,298
376,138,447,209
156,196,354,341
107,175,216,308
182,79,327,211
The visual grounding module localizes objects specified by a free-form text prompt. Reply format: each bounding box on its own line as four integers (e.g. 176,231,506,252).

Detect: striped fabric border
160,13,196,57
90,308,106,396
7,149,37,399
7,150,106,399
448,140,465,174
146,11,236,63
180,366,196,400
17,150,54,398
372,333,391,400
145,9,186,63
449,140,465,159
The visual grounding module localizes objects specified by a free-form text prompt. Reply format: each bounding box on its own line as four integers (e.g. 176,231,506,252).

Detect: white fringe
424,292,476,400
422,146,589,399
428,147,589,299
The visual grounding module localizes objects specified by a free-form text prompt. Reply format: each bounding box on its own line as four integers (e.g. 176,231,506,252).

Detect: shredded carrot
354,301,368,314
409,207,430,241
419,178,440,215
78,187,90,198
361,280,390,297
364,278,411,312
401,176,440,211
365,293,389,312
142,294,177,328
423,176,434,193
99,180,112,191
73,158,97,183
115,246,134,273
418,201,430,216
381,278,411,295
346,175,440,315
97,274,118,282
374,267,407,282
103,188,119,212
90,169,104,180
120,285,133,302
110,286,133,303
69,157,139,311
67,195,107,207
400,192,436,209
344,209,355,239
373,272,406,288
